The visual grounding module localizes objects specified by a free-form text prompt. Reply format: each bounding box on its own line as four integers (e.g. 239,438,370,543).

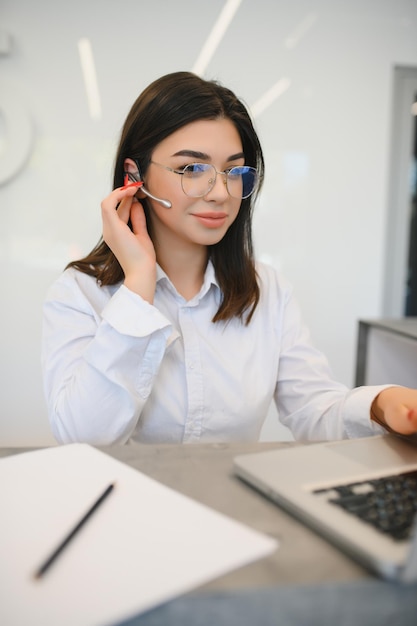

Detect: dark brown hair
67,71,264,323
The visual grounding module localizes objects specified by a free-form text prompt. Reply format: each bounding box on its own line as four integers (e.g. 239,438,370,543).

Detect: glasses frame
150,160,259,200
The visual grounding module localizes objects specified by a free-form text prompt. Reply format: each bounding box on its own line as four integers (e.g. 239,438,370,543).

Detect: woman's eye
183,164,208,178
226,167,241,179
178,165,197,177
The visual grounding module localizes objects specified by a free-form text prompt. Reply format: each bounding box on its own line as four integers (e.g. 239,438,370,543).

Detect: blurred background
0,0,416,445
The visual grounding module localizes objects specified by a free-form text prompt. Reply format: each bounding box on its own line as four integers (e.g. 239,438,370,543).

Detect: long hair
67,71,264,323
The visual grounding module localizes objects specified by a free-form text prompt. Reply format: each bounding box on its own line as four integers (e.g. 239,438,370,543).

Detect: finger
101,186,138,225
386,404,417,435
120,181,143,191
406,408,417,429
130,202,148,235
101,184,140,213
116,194,135,224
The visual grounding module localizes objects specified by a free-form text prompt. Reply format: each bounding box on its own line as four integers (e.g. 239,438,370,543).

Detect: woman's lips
192,212,228,228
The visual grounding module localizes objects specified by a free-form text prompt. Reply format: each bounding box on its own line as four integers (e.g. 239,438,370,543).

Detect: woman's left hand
371,387,417,435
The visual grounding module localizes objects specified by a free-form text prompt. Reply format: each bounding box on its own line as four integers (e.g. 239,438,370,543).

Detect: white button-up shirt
42,261,385,445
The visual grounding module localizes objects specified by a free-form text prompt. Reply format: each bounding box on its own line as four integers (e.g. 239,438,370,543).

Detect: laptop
233,434,417,582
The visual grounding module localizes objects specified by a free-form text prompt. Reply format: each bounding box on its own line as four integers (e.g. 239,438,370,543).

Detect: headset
125,160,172,209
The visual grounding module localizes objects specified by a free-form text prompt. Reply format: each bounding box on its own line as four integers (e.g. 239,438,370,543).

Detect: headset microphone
126,169,172,209
140,186,172,209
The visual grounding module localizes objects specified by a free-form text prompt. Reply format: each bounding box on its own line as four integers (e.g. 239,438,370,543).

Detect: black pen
34,482,115,579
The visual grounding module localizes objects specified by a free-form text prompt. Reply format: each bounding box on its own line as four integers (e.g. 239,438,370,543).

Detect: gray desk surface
2,442,417,626
103,441,370,589
0,441,386,587
358,317,417,340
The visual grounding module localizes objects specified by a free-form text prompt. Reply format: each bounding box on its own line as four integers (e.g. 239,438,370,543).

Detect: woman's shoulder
255,260,294,295
45,266,120,308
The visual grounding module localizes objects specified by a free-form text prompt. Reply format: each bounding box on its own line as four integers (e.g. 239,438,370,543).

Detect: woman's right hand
101,184,157,302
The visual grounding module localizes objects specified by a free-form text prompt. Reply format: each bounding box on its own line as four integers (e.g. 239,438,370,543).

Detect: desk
355,317,417,387
2,442,416,626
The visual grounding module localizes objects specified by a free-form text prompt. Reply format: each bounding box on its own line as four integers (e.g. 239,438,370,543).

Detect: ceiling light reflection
77,37,102,120
192,0,242,76
250,78,291,118
284,13,317,50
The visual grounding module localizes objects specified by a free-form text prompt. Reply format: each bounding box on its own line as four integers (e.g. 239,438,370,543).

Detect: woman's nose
205,171,229,201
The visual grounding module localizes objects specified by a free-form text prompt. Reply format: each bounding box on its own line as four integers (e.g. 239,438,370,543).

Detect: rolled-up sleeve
274,277,389,440
42,271,175,445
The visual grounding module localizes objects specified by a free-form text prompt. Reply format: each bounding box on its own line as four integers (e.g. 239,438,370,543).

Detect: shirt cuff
343,384,396,438
102,285,173,339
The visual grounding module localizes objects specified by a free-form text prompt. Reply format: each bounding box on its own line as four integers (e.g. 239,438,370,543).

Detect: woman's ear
123,158,146,200
124,158,140,177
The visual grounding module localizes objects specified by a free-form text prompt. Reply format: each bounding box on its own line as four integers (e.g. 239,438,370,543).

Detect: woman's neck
156,243,208,301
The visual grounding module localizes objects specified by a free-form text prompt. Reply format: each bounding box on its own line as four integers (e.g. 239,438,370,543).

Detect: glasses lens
181,163,259,199
181,163,214,197
226,166,258,199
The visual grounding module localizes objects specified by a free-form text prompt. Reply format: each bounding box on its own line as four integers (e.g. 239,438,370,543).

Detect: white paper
0,444,277,626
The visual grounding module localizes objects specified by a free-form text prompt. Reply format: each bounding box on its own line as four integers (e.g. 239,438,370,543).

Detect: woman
42,71,417,445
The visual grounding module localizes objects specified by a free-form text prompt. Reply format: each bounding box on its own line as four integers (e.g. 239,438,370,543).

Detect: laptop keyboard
313,470,417,541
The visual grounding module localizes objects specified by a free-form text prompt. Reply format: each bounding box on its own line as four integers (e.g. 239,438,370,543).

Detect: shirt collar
156,259,220,300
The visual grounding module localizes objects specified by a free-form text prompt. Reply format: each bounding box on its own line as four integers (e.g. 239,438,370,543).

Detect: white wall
1,0,416,445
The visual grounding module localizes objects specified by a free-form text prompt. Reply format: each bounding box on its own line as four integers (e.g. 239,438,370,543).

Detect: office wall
1,0,416,445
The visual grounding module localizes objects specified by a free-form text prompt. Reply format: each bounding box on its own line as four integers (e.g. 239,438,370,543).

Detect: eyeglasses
150,161,259,200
